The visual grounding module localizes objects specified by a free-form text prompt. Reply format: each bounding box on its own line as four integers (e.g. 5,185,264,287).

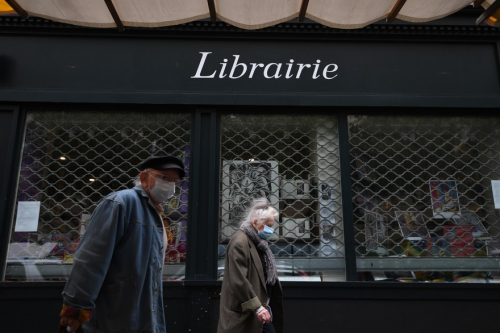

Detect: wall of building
1,282,500,333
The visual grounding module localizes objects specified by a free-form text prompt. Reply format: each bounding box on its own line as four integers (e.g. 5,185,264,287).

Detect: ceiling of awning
0,0,498,30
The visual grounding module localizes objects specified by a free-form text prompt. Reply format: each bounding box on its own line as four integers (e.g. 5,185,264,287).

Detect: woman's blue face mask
258,225,275,240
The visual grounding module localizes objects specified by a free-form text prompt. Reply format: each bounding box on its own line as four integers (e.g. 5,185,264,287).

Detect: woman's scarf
240,223,278,285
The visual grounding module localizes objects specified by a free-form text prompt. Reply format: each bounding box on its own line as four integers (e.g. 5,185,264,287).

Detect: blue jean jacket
62,186,166,333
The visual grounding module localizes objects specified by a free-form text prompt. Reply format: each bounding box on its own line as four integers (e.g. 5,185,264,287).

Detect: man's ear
139,171,148,187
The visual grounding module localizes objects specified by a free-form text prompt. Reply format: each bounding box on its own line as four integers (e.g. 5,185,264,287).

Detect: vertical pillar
184,109,221,333
0,106,25,280
337,114,357,281
185,109,220,281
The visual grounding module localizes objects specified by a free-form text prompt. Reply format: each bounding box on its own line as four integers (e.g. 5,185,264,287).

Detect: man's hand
256,308,271,323
60,316,81,333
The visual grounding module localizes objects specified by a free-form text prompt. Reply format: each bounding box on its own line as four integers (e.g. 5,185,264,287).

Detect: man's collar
134,185,149,198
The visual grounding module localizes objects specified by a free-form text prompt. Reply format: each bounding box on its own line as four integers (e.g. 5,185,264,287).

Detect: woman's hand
257,308,271,323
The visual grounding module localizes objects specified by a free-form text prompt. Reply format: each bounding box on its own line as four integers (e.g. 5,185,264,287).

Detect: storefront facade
1,6,500,333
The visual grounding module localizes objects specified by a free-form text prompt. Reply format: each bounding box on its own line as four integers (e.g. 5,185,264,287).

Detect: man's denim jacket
62,186,167,333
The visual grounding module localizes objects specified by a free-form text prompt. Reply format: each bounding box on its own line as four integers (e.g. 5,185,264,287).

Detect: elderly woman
217,198,284,333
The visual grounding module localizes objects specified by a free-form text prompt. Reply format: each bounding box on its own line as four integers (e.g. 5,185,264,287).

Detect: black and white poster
221,160,279,239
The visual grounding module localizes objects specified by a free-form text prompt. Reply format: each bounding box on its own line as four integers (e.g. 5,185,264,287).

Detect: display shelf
5,261,186,281
357,257,500,272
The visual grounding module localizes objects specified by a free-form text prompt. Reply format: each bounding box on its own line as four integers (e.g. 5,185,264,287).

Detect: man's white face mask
149,178,176,203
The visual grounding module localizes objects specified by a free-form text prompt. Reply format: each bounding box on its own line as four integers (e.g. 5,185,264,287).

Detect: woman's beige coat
217,230,283,333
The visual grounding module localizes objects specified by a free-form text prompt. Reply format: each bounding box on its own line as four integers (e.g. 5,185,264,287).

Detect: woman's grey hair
240,197,278,228
133,175,141,186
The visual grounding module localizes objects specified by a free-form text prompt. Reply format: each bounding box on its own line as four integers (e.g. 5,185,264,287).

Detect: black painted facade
1,7,500,333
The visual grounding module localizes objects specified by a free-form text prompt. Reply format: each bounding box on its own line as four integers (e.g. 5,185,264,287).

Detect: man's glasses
147,170,182,185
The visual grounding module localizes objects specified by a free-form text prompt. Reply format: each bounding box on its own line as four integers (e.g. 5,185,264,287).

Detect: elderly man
59,155,185,333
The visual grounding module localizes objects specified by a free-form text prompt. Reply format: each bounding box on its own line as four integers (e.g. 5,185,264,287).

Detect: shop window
218,114,345,282
5,110,190,282
350,116,500,282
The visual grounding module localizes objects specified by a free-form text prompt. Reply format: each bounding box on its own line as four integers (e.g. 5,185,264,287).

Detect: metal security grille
349,116,500,279
6,110,190,281
219,114,344,280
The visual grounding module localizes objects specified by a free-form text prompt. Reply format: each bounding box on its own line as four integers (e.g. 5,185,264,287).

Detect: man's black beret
140,155,185,178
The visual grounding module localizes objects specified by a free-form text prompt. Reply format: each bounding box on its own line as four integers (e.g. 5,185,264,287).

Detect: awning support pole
208,0,217,22
473,0,486,8
4,0,28,19
387,0,407,23
104,0,124,32
299,0,309,22
477,0,500,25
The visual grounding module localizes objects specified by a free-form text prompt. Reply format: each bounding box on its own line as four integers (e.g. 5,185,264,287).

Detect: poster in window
395,211,430,240
164,217,181,263
280,178,310,199
283,218,311,239
319,182,335,201
486,239,500,257
452,211,490,239
429,180,460,218
221,160,279,240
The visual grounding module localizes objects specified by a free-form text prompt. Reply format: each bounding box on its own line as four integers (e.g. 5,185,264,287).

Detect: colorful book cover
429,180,460,218
395,211,430,240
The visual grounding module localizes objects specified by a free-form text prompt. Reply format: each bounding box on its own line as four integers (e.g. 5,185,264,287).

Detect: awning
0,0,499,30
0,0,14,15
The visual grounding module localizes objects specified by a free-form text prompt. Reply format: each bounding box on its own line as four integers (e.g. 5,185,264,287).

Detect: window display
218,114,345,282
5,110,191,282
8,111,500,284
349,115,500,282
